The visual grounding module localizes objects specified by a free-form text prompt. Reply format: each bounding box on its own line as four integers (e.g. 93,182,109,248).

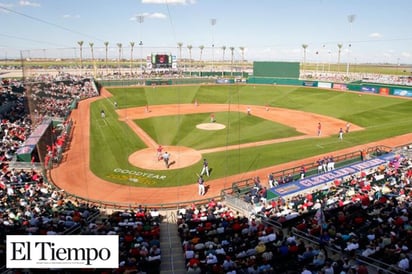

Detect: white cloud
401,52,411,58
142,0,196,5
0,2,14,12
369,32,382,38
148,12,166,19
130,12,167,21
63,14,80,19
19,0,40,7
0,2,13,8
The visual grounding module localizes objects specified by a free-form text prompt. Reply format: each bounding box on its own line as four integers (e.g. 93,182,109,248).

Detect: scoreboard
149,53,176,69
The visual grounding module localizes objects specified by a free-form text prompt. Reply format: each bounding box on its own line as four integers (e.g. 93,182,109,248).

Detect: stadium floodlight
210,18,217,72
137,15,144,72
346,14,356,78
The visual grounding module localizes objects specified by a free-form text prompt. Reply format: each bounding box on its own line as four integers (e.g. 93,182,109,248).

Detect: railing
356,255,411,274
292,227,411,274
222,192,255,219
62,210,101,235
253,213,283,231
50,181,225,210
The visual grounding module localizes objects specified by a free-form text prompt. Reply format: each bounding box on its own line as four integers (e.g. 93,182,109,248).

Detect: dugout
16,118,54,163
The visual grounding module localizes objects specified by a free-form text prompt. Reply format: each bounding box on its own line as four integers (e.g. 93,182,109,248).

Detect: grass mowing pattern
134,112,302,150
87,85,412,187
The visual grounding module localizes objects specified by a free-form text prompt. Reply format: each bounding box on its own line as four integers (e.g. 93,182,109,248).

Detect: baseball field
50,84,412,206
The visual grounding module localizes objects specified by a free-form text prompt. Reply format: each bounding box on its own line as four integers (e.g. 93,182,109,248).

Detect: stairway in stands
159,211,186,274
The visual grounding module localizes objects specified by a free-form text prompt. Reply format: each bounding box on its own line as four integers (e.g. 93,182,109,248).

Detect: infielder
200,158,210,177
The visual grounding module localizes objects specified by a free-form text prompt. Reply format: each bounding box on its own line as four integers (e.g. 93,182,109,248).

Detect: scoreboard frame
151,53,173,69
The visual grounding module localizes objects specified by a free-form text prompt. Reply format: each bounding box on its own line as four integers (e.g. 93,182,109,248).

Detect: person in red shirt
156,145,163,161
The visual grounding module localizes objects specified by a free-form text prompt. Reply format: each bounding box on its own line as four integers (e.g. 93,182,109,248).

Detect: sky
0,0,411,64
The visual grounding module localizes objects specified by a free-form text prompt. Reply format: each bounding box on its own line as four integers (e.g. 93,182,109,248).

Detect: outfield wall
246,77,412,97
97,76,412,98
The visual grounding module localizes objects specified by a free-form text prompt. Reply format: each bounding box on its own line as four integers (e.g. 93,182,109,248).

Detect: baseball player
162,151,170,168
200,158,210,177
198,175,205,196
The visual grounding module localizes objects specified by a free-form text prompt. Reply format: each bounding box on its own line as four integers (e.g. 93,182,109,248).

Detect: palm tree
104,41,109,73
77,41,84,71
337,43,343,69
239,47,245,76
117,43,122,75
187,45,193,70
130,41,135,75
199,45,204,63
89,42,94,61
302,44,308,64
229,46,235,75
221,46,226,61
89,42,95,76
239,47,245,63
177,42,183,69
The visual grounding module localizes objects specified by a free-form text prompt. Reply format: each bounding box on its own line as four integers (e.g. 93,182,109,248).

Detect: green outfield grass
89,85,412,187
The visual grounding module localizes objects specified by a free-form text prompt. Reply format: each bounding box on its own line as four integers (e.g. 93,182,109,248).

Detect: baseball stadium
1,50,412,273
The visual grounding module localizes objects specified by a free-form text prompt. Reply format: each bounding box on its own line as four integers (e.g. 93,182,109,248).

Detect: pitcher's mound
196,123,226,130
128,146,202,170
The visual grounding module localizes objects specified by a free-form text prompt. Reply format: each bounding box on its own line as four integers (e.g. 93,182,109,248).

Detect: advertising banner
333,83,347,90
302,81,316,87
379,87,389,95
216,78,234,84
317,82,332,89
393,89,412,97
360,86,378,93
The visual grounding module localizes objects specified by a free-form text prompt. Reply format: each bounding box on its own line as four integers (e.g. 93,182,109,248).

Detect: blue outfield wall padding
268,154,396,198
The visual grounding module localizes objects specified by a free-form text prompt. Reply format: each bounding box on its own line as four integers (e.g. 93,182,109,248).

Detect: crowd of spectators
300,71,412,86
1,73,166,273
82,207,163,274
0,73,102,268
178,150,412,273
26,73,98,124
177,197,378,273
0,73,98,166
1,79,32,164
249,152,412,273
0,161,102,266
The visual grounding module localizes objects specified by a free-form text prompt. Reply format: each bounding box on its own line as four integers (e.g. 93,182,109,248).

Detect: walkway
159,211,186,274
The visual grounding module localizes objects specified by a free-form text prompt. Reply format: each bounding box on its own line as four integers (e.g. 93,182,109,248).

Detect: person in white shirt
397,253,410,271
344,238,359,252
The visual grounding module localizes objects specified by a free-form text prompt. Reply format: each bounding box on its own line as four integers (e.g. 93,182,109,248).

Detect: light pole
301,44,308,73
328,50,331,74
322,44,326,73
346,14,356,79
137,15,144,73
337,43,343,72
210,18,216,72
104,41,109,75
130,41,135,76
